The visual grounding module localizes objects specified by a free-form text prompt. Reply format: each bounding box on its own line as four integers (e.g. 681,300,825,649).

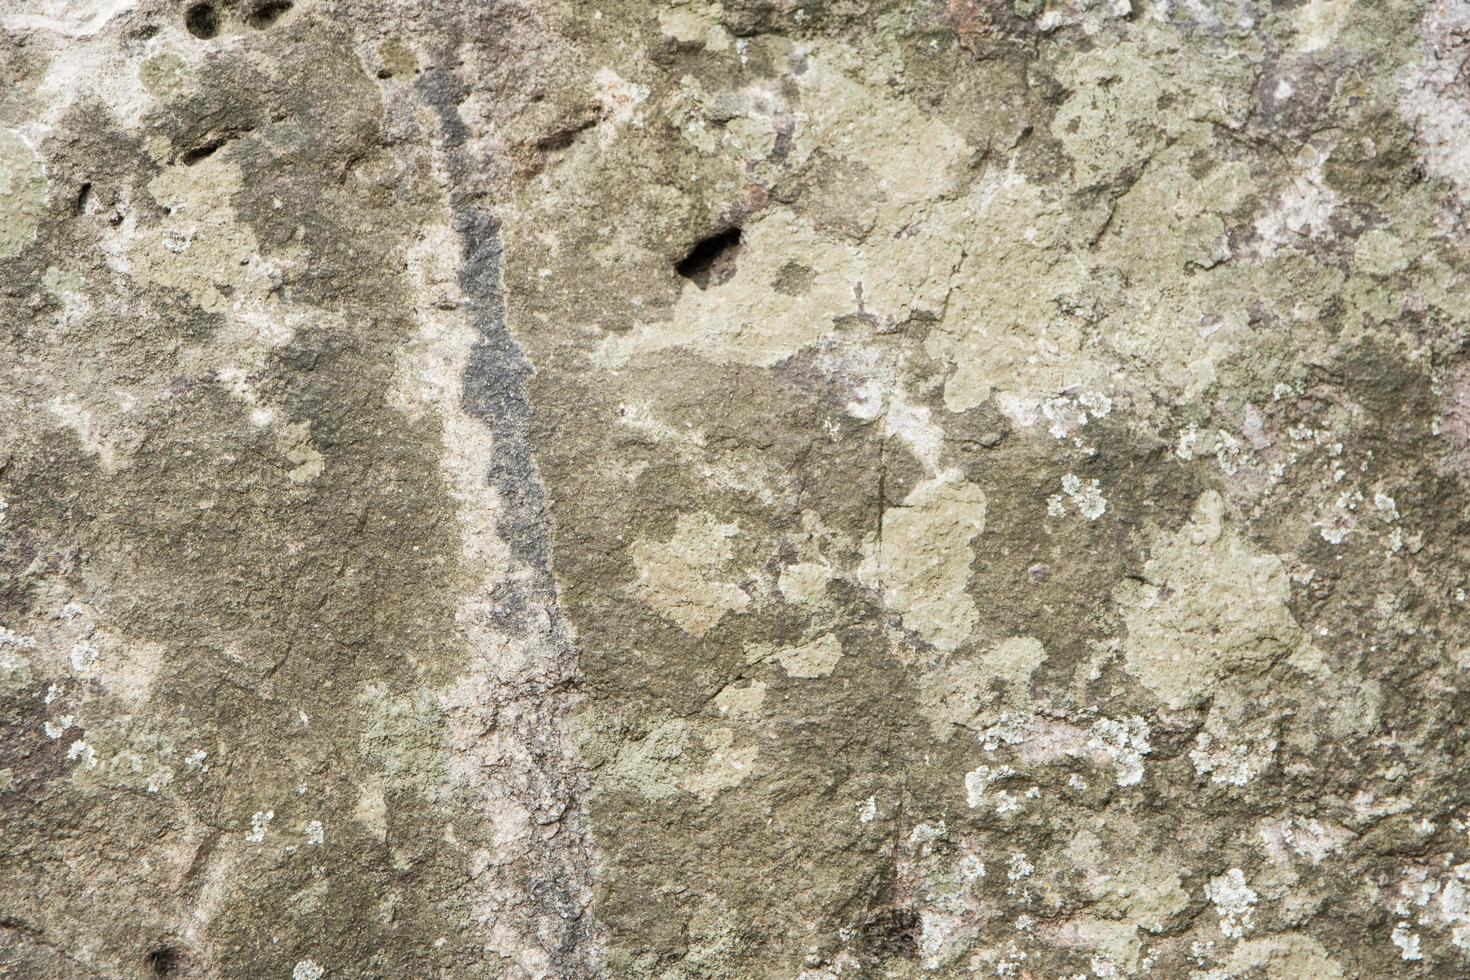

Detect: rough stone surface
4,0,1470,977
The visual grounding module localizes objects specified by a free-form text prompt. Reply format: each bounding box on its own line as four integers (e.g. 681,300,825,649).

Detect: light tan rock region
4,0,1470,976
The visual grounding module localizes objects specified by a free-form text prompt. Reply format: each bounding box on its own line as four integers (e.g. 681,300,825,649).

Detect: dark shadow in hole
247,0,292,28
75,182,93,215
184,3,219,39
179,128,252,166
180,137,227,165
675,226,742,290
147,947,180,977
534,117,596,153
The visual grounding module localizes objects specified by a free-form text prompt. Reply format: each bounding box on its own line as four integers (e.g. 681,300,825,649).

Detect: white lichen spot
1041,389,1112,440
1089,716,1151,786
1176,424,1201,461
43,716,74,739
0,626,36,650
1285,816,1349,864
994,789,1021,815
958,853,986,880
1254,148,1338,254
1215,429,1242,475
1007,853,1034,881
1060,473,1106,520
184,748,208,769
1374,492,1401,523
291,959,326,980
910,820,947,844
857,796,876,823
917,909,967,970
68,641,98,673
980,714,1027,752
305,819,325,845
1392,922,1423,961
1389,860,1470,952
1205,868,1258,939
66,739,97,768
1190,731,1276,787
964,763,1019,811
1399,0,1470,202
246,809,274,844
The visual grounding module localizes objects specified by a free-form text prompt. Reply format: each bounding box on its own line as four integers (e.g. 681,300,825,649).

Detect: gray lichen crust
3,0,1470,977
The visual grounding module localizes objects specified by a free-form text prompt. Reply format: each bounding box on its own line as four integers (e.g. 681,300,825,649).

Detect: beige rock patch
593,208,860,369
773,634,844,679
0,130,46,259
713,680,766,719
1064,827,1190,934
632,512,750,636
919,636,1048,738
601,719,690,801
1223,934,1346,979
778,561,833,606
681,728,758,801
1116,491,1301,709
880,474,987,652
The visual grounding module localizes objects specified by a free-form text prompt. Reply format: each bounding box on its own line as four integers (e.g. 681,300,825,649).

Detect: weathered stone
3,0,1470,977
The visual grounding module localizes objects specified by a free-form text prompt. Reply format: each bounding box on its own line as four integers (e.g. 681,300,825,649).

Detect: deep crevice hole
180,137,227,165
247,0,292,28
675,226,742,290
147,946,181,977
184,2,219,38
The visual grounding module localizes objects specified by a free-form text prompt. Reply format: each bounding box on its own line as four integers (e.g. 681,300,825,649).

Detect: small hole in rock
184,3,219,38
75,182,94,215
147,947,180,977
675,226,742,290
247,0,292,28
180,137,227,165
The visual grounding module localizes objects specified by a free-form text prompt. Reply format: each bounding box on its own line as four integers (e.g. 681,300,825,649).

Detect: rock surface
3,0,1470,976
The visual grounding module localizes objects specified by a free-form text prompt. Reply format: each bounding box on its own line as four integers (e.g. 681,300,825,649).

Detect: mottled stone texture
4,0,1470,977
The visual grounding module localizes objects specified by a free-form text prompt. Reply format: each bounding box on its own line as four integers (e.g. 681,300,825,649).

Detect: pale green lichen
631,511,750,637
0,129,45,258
879,475,987,652
1117,491,1302,709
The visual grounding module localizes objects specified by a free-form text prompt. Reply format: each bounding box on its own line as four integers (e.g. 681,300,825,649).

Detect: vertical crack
415,62,602,977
